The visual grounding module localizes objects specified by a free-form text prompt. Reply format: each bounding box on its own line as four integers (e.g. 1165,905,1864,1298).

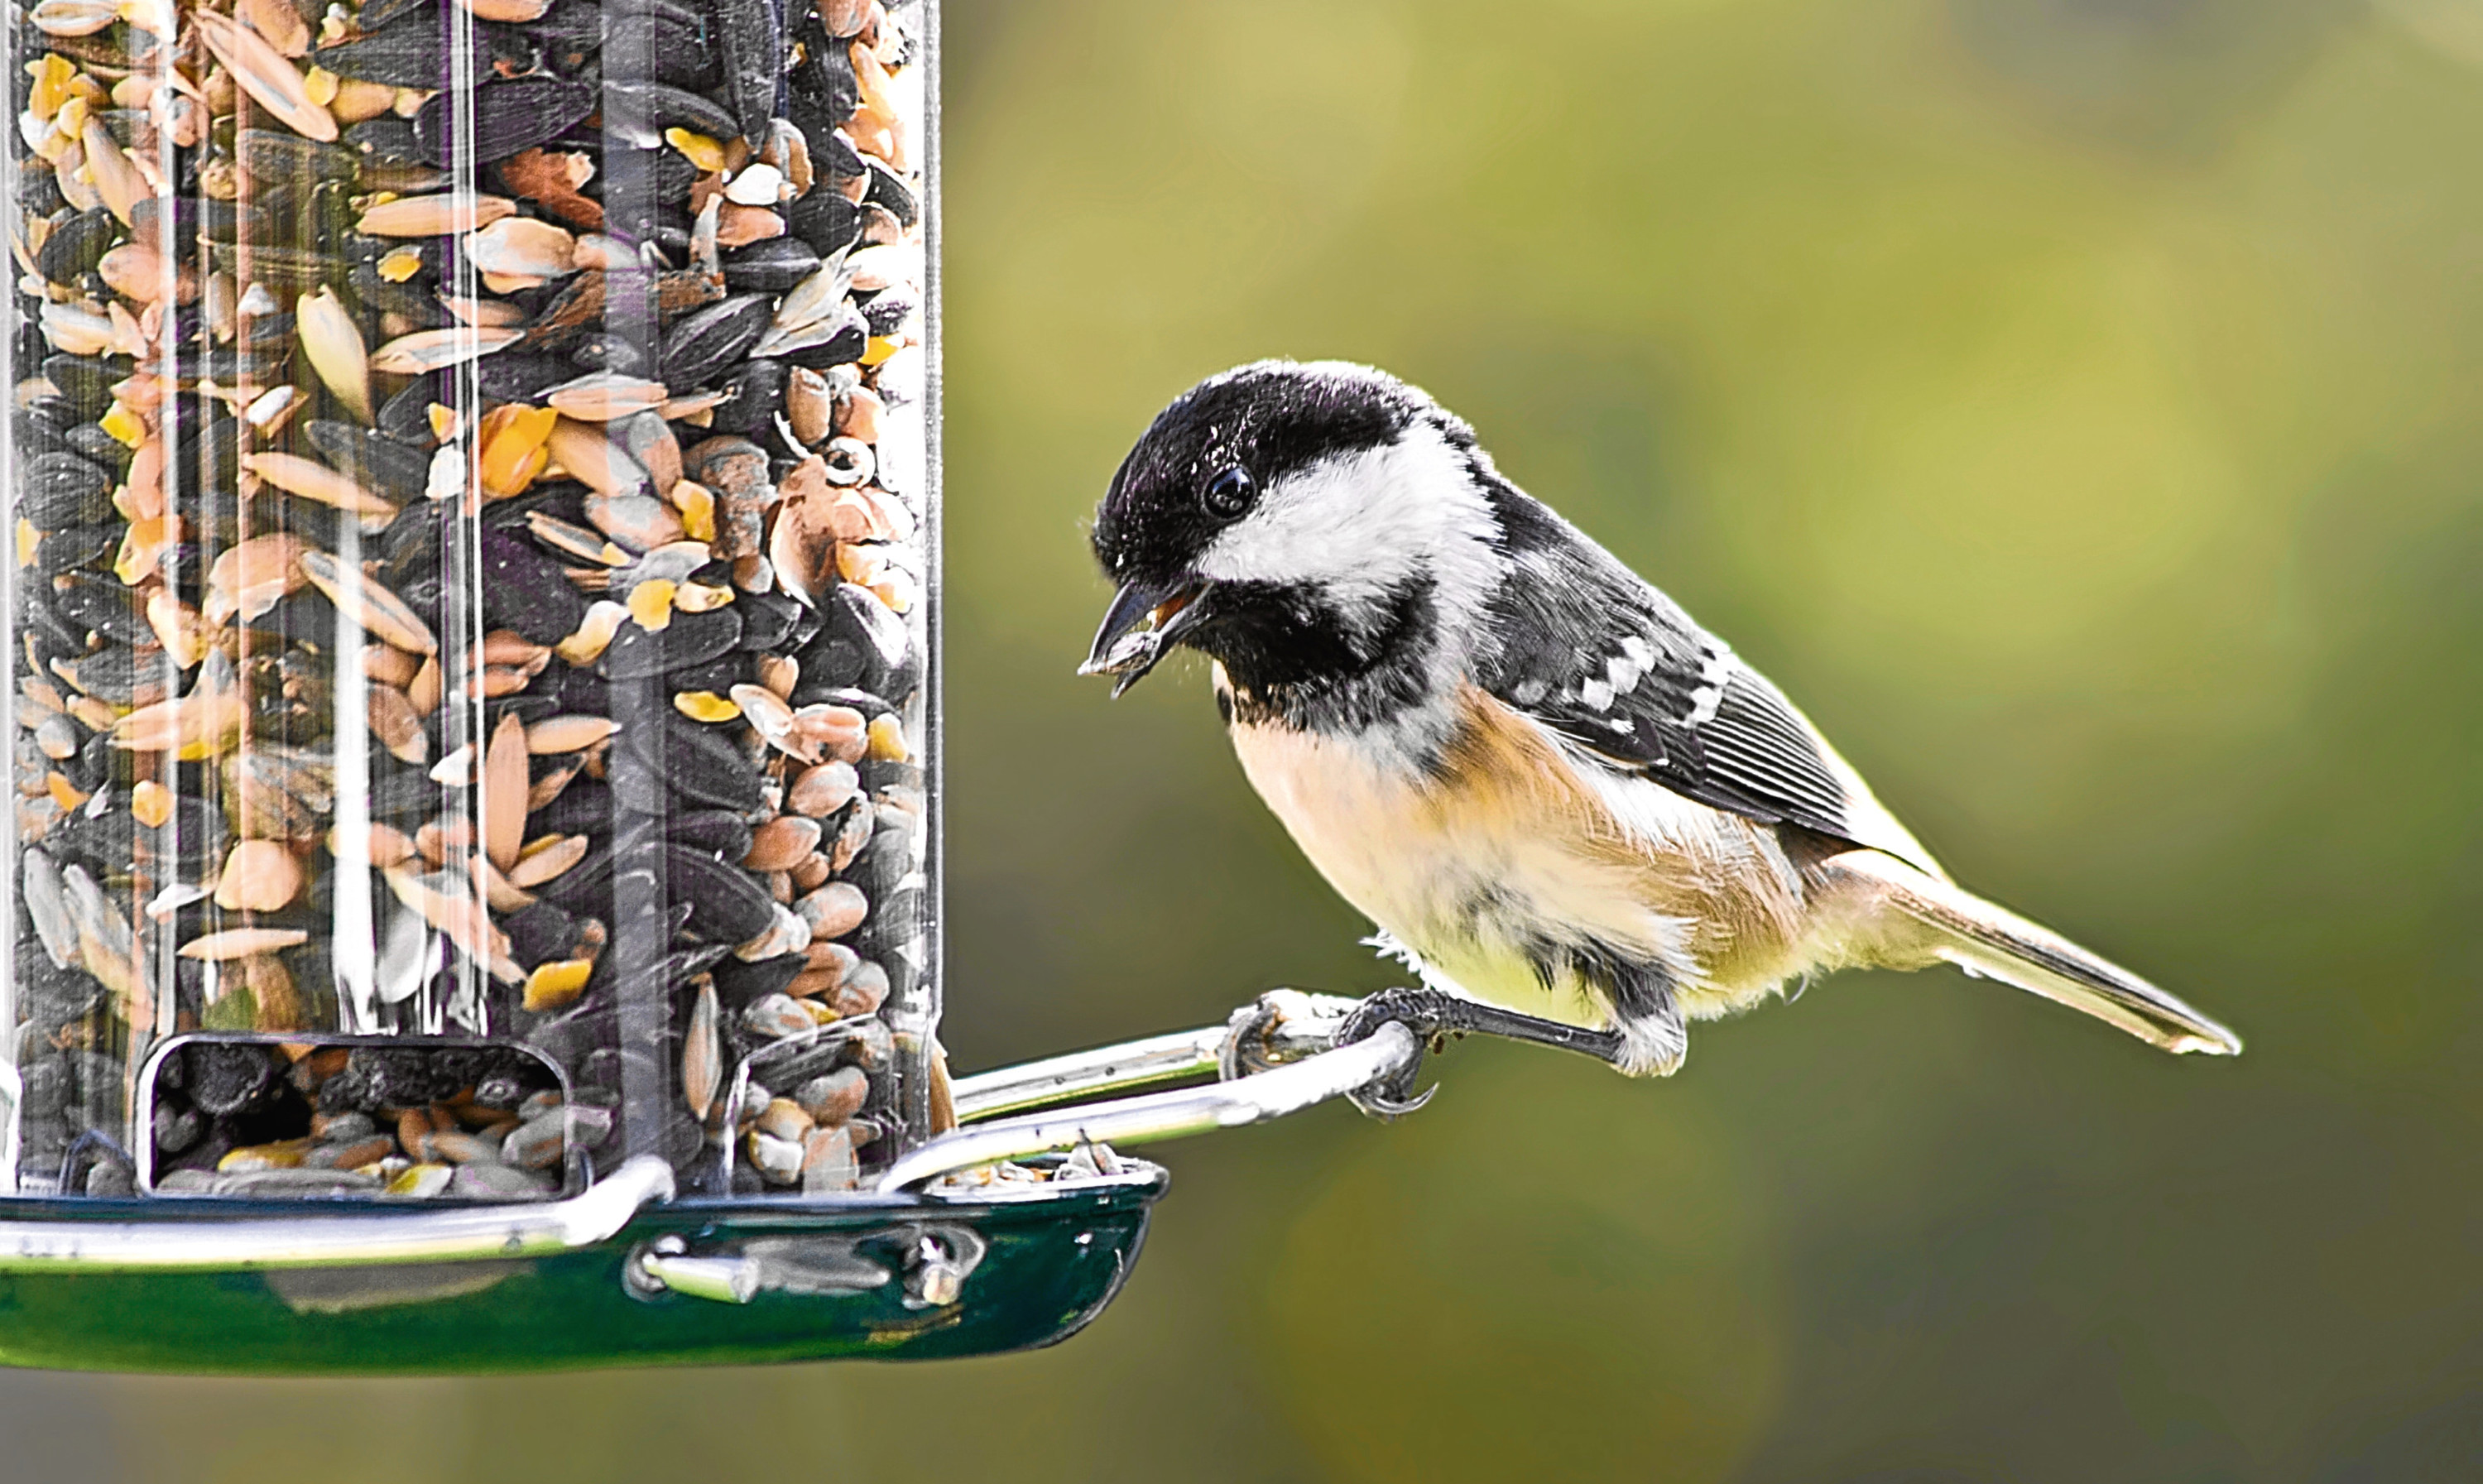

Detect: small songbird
1081,361,2240,1109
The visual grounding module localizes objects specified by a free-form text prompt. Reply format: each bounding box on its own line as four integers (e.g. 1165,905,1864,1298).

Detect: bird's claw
1218,995,1290,1081
1347,1078,1437,1120
1332,986,1452,1121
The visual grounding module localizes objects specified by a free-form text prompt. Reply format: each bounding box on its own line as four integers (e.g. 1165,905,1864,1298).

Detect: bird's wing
1475,495,1943,876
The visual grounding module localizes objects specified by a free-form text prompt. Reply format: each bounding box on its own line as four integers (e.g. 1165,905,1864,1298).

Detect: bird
1079,360,2240,1111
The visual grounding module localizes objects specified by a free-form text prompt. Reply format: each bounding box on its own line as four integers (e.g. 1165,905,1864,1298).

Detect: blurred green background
11,0,2483,1477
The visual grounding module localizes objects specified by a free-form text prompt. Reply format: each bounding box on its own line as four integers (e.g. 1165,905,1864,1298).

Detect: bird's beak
1079,578,1211,696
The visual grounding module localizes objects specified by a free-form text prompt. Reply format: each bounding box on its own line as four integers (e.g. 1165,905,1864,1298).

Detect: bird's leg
1330,986,1627,1118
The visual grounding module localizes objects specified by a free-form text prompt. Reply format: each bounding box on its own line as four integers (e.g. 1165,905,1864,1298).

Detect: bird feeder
1,0,1419,1373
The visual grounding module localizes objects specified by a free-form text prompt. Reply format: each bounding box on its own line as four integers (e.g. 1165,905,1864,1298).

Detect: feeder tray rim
0,991,1414,1275
0,1154,677,1274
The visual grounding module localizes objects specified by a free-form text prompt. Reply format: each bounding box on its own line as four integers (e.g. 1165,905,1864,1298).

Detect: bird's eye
1202,466,1256,518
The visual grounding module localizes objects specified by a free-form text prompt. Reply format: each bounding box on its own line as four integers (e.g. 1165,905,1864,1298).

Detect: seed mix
7,0,933,1198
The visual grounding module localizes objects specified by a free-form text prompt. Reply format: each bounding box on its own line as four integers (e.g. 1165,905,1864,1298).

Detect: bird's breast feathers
1221,669,1823,1026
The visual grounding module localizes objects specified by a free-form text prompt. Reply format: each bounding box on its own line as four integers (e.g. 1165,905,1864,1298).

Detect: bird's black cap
1090,360,1436,586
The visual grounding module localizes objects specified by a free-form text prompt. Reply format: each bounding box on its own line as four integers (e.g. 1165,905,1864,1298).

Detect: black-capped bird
1082,361,2240,1110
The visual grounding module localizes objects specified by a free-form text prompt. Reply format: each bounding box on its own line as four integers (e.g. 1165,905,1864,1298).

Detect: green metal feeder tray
0,1168,1165,1373
0,996,1411,1373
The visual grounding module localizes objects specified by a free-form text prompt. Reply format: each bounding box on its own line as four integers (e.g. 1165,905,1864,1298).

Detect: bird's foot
1219,989,1373,1080
1330,987,1635,1118
1330,987,1464,1119
1219,996,1290,1082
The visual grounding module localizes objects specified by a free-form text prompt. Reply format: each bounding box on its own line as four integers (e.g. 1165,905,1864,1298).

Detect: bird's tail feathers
1831,850,2242,1057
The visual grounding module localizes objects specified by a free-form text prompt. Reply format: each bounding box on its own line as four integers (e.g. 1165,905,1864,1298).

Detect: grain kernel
674,690,741,723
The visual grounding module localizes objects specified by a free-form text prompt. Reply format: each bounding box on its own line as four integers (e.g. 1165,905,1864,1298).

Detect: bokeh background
9,0,2483,1477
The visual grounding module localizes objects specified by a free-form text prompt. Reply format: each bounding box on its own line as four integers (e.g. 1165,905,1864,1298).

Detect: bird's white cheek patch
1193,430,1498,615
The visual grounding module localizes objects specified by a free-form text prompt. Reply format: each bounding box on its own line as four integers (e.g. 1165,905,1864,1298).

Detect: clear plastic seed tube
4,0,938,1201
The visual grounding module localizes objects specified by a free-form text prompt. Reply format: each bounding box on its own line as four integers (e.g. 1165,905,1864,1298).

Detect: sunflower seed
713,0,784,146
315,21,495,89
412,76,594,166
305,421,431,502
600,79,742,151
661,293,774,389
